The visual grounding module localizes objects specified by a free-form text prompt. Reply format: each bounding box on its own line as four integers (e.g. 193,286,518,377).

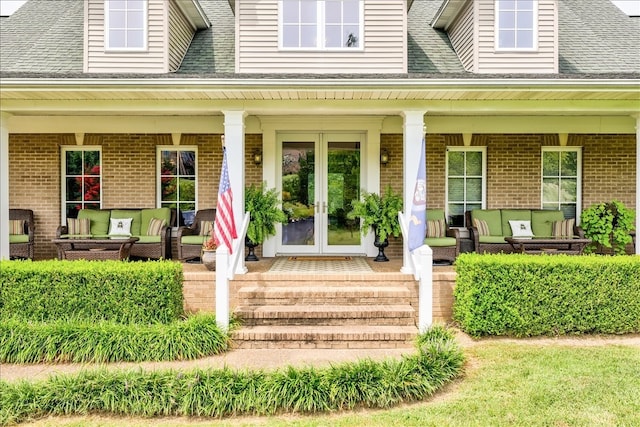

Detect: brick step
235,304,416,326
236,286,411,306
231,325,418,349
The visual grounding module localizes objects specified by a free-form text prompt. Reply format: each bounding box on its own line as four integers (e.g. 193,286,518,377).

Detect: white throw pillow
509,220,534,238
109,218,133,236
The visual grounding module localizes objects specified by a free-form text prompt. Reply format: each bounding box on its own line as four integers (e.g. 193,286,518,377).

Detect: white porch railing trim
215,211,250,332
398,211,433,332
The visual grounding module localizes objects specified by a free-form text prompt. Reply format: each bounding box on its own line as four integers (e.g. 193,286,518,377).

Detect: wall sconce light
252,150,263,166
380,149,390,166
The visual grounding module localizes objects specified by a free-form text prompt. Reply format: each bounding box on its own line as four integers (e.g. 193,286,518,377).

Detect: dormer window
281,0,362,50
495,0,537,50
105,0,147,51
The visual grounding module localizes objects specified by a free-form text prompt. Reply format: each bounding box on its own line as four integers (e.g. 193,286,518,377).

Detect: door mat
269,256,372,273
288,256,352,261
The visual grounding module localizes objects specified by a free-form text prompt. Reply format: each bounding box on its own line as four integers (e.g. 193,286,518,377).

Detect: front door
278,133,363,255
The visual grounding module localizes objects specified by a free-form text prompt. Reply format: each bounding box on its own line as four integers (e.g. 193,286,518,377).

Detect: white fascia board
175,0,211,29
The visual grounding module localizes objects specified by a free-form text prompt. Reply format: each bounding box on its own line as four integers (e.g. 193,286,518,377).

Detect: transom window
62,147,102,221
158,147,197,227
281,0,362,49
495,0,537,50
105,0,147,50
446,147,487,227
541,147,582,220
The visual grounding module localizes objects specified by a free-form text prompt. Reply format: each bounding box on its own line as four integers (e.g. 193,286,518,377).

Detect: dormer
432,0,558,74
84,0,210,74
235,0,410,74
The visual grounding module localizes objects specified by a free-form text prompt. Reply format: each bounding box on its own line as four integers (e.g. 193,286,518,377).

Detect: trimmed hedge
454,253,640,337
0,313,229,363
0,260,184,324
0,326,464,425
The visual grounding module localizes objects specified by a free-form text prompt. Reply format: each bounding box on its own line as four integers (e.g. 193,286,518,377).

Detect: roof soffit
175,0,211,29
431,0,470,29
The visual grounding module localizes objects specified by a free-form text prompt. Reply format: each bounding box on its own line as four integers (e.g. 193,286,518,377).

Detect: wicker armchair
177,209,216,261
425,209,460,263
9,209,35,259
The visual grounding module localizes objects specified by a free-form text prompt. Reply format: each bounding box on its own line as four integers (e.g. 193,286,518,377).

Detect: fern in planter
580,200,635,255
244,183,287,260
347,186,403,242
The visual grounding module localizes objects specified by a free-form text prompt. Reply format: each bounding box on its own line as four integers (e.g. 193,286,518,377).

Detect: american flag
214,147,237,253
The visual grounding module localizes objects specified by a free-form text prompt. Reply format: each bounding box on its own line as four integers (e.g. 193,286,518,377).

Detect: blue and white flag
408,137,427,252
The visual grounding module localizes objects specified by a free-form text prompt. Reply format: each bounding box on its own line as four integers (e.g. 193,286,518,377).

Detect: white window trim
494,0,538,52
445,146,487,228
157,146,198,228
104,0,148,52
278,0,364,52
541,146,582,222
61,146,103,224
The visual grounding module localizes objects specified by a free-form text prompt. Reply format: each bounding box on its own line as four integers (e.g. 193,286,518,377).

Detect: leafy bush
0,260,184,324
580,200,635,255
0,313,229,363
454,253,640,337
0,327,463,425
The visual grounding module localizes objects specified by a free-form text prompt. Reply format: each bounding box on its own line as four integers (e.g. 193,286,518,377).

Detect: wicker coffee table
53,236,139,260
505,237,591,255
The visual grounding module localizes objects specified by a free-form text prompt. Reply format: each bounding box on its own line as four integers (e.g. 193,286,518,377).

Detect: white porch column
222,110,248,274
401,110,427,274
0,113,10,260
636,114,640,255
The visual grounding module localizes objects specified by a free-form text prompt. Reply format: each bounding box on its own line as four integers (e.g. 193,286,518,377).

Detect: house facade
1,0,639,271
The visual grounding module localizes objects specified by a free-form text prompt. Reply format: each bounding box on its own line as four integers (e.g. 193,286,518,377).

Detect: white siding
448,1,474,72
168,1,196,72
476,0,557,74
237,0,406,74
85,0,168,74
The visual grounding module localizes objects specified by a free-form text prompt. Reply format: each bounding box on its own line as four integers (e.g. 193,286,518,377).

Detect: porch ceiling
1,78,639,117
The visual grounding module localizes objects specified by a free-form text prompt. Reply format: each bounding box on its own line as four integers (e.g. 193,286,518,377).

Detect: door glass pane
327,141,360,246
282,142,315,246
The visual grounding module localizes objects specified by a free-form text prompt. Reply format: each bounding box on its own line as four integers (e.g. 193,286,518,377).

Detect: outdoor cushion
111,209,142,236
426,209,445,221
109,217,133,236
509,220,534,238
78,209,111,235
426,219,446,238
67,218,91,235
531,210,565,237
146,218,166,236
9,219,25,235
9,235,29,243
424,237,457,247
181,235,208,245
199,220,213,236
141,208,171,235
135,235,162,244
553,218,575,237
501,210,532,236
473,218,490,236
470,209,502,236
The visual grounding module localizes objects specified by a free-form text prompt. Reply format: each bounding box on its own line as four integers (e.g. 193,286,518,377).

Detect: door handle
315,201,319,213
323,202,327,213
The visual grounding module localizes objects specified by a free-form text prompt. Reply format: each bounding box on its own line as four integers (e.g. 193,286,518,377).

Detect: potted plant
347,186,403,261
580,200,635,255
201,231,217,271
245,183,288,261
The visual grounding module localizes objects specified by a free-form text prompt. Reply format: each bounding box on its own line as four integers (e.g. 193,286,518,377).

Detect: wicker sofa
424,209,460,263
56,208,174,259
176,208,216,261
9,208,35,259
465,209,583,254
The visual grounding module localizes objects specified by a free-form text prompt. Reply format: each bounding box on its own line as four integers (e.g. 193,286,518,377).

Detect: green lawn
19,339,640,427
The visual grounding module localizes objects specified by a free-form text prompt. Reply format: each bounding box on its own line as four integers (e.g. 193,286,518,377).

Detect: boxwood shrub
453,253,640,337
0,260,184,324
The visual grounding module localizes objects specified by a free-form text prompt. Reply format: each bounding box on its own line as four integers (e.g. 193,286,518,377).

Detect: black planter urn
245,237,259,261
373,235,390,262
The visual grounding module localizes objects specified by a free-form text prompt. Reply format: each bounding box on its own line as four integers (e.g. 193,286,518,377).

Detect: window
158,147,197,227
281,0,361,49
495,0,537,50
105,0,147,50
542,147,581,220
446,147,486,227
62,147,102,220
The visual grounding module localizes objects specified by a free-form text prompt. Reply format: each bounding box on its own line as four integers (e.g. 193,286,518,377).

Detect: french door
278,133,364,255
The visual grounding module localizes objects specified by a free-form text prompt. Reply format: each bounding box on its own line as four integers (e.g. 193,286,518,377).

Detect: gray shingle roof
1,0,638,78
